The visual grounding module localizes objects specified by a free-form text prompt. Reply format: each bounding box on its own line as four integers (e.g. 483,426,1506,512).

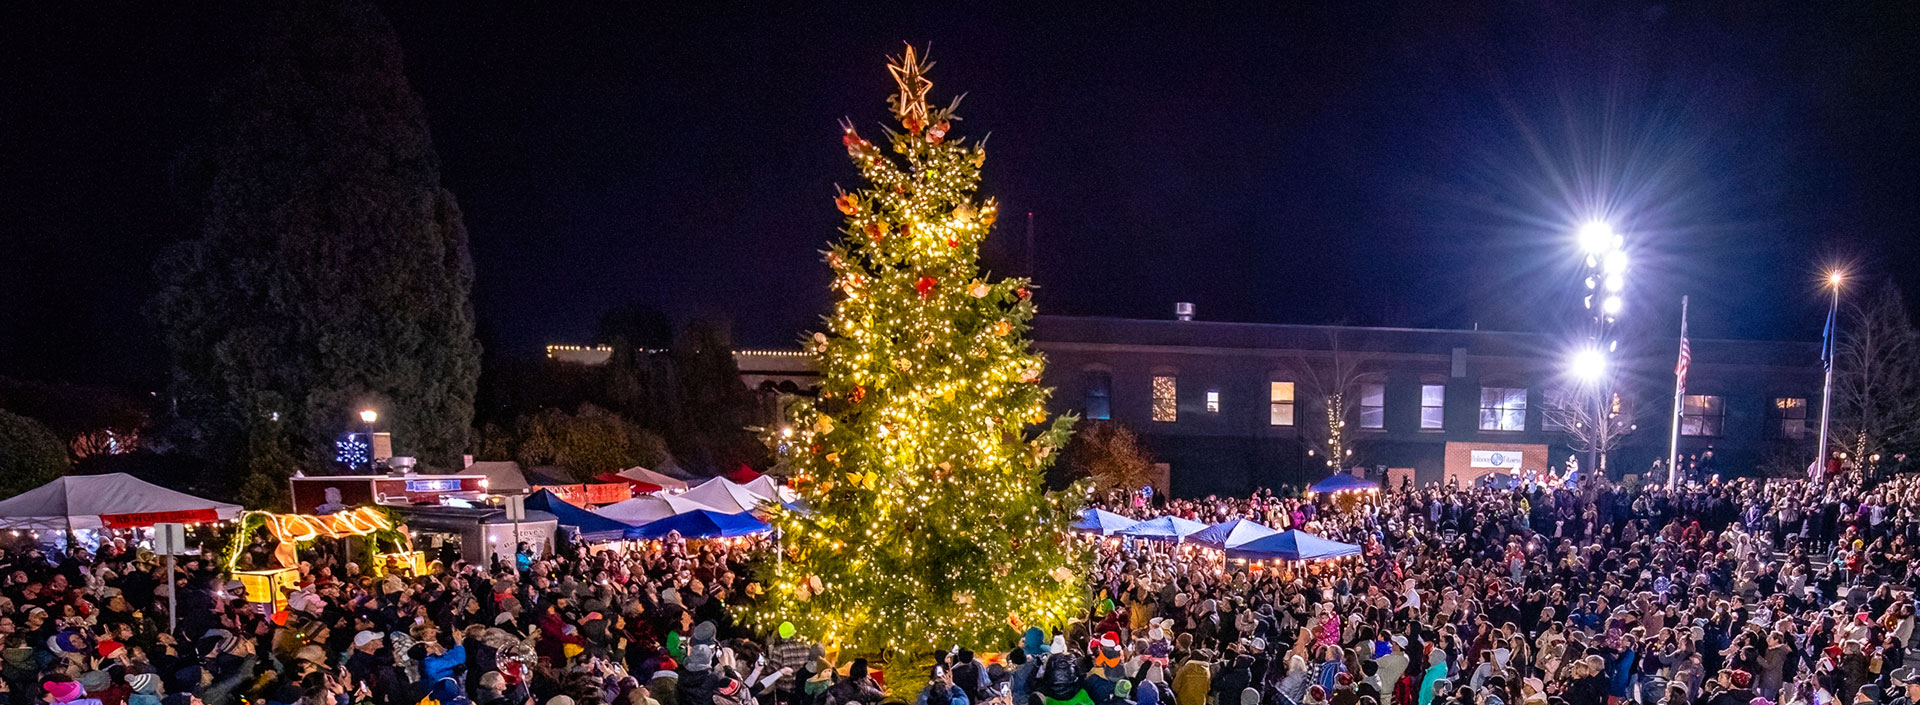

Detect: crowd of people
4,468,1920,705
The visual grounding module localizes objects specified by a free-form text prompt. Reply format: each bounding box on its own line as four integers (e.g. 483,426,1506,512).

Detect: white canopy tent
615,466,690,493
0,473,243,531
594,494,715,525
742,475,799,504
681,478,767,515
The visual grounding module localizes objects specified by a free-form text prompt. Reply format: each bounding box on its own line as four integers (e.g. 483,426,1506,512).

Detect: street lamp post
359,409,378,473
1576,220,1625,476
1814,272,1843,482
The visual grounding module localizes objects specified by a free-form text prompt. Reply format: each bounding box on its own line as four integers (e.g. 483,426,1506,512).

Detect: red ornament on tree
947,238,959,248
835,194,859,215
1016,287,1030,299
916,277,937,298
865,222,885,243
928,121,950,144
850,385,866,404
903,113,925,134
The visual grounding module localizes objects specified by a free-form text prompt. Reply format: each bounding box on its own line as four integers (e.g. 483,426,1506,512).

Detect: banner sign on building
100,509,219,529
1469,450,1524,470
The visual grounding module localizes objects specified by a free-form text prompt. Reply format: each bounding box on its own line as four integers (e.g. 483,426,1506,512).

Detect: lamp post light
358,409,378,473
1575,220,1624,476
1815,271,1843,482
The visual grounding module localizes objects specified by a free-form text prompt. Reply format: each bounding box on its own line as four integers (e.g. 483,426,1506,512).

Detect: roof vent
1174,302,1195,321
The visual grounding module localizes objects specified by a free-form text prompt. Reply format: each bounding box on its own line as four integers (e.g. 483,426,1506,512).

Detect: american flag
1674,333,1690,393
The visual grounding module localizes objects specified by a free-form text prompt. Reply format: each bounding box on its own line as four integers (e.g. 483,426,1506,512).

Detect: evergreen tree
150,0,479,495
758,46,1083,661
0,409,70,499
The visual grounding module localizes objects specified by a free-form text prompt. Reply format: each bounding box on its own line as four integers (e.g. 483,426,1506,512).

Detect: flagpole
1667,296,1688,490
1815,274,1842,483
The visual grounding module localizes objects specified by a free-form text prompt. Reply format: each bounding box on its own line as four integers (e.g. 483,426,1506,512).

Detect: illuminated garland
222,507,406,572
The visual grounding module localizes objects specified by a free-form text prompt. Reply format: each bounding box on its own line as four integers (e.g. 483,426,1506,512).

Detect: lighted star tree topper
755,44,1086,662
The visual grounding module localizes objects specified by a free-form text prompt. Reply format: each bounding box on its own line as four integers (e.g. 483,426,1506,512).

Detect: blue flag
1822,302,1837,370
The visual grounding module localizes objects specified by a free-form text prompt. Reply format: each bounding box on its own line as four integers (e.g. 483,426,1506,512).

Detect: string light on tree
752,44,1085,663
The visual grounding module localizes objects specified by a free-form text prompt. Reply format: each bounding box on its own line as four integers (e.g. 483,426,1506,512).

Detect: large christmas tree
759,46,1084,661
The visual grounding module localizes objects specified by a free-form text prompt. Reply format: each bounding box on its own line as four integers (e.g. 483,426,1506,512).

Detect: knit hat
1728,670,1754,689
1050,635,1067,654
1024,627,1046,656
97,640,125,659
692,620,717,645
687,644,715,672
77,670,111,693
128,673,160,694
44,681,86,703
1115,679,1134,700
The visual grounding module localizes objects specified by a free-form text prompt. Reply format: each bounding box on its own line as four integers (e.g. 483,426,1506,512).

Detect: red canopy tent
724,465,762,484
593,473,663,494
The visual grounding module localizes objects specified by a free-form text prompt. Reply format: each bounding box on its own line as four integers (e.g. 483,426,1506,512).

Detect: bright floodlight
1578,221,1615,254
1571,349,1607,380
1828,270,1845,287
1603,250,1628,275
1603,295,1624,315
359,409,378,424
1605,273,1624,292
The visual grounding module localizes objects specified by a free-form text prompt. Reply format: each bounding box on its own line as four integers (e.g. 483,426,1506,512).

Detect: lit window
1083,371,1112,420
1681,394,1725,437
1270,382,1295,426
1205,389,1221,413
1420,384,1445,430
1770,397,1807,440
1479,387,1527,431
1151,376,1178,422
1357,383,1386,429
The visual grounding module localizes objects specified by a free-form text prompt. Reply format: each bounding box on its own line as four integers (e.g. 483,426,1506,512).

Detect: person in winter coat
822,659,886,705
1211,656,1254,705
1172,653,1212,705
1561,656,1610,705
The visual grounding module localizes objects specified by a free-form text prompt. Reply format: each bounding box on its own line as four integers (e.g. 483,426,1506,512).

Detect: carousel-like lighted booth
223,506,423,611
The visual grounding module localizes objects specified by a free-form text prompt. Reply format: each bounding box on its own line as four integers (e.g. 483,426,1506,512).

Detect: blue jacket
423,643,469,686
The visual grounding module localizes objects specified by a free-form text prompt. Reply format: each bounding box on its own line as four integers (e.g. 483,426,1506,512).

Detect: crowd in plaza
5,467,1920,705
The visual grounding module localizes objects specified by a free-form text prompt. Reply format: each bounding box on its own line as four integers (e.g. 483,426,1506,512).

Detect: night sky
5,2,1919,390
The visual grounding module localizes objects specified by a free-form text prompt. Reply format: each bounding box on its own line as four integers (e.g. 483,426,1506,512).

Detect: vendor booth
289,474,488,513
1226,529,1362,562
682,478,770,515
1114,516,1209,542
1073,508,1138,535
743,475,799,504
616,465,690,492
523,489,640,542
0,473,241,532
224,506,420,611
632,509,771,540
393,505,558,565
595,494,716,525
1187,518,1278,550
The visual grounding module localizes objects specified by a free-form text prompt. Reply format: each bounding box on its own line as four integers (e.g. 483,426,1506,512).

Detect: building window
1770,397,1808,439
1083,371,1112,420
1420,384,1445,430
1681,394,1725,437
1479,386,1527,431
1151,376,1178,422
1205,389,1221,413
1270,381,1295,426
1357,383,1386,429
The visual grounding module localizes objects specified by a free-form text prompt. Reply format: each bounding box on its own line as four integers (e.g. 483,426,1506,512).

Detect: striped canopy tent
1073,508,1138,535
1186,518,1279,550
1226,529,1362,562
1114,516,1210,542
632,509,771,540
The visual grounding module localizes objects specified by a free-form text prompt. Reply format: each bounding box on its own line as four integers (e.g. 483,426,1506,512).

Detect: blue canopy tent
632,509,772,540
1187,518,1279,550
1308,473,1380,495
524,489,642,542
1074,508,1138,535
1227,529,1363,562
1115,516,1209,542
